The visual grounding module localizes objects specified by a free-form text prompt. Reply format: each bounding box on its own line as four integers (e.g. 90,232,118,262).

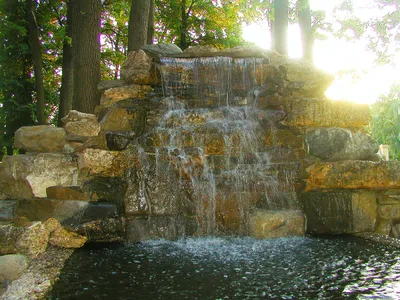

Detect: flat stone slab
306,160,400,191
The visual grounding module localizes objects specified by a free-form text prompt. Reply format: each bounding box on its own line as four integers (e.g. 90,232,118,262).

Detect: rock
0,254,29,282
306,161,400,191
46,186,91,201
303,191,377,234
105,131,136,150
100,99,152,136
97,79,125,92
64,120,100,137
0,153,79,199
100,85,154,108
14,125,66,153
183,45,219,55
120,50,158,85
16,222,49,258
305,128,378,161
0,225,23,255
0,200,17,222
284,98,371,129
61,110,98,124
249,209,305,238
81,176,128,202
141,44,183,57
13,199,89,223
49,227,87,248
71,218,125,242
80,148,130,177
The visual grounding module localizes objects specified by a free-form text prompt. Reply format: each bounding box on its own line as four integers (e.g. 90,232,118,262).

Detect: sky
242,0,400,104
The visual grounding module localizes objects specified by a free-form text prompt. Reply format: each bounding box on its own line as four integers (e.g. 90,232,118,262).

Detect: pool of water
48,236,400,299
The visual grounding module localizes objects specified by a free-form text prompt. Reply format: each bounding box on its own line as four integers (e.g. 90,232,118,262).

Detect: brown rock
306,161,400,191
16,222,49,258
64,120,100,137
100,106,136,132
46,186,91,201
61,110,98,124
249,209,305,238
120,50,159,85
14,125,66,153
80,148,131,177
49,227,87,248
284,98,371,129
0,153,79,199
100,85,153,108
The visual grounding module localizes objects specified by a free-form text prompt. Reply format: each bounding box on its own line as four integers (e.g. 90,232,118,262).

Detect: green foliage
370,83,400,160
154,0,262,49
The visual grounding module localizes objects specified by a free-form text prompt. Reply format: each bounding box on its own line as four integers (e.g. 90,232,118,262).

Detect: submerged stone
0,254,29,282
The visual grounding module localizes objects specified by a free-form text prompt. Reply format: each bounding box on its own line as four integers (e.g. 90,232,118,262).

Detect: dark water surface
48,236,400,299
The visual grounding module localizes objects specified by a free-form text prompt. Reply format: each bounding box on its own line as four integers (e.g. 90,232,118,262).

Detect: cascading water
125,56,300,238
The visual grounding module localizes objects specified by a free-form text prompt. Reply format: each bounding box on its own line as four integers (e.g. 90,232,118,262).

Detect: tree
58,0,73,126
71,0,101,113
0,0,35,155
155,0,258,50
128,0,151,51
147,0,155,44
370,83,400,160
297,0,313,62
273,0,289,55
26,0,46,125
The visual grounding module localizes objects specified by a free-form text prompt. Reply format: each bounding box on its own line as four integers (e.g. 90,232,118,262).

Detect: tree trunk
273,0,288,55
58,0,74,126
128,0,151,51
179,0,188,50
26,0,46,124
147,0,155,44
71,0,101,114
298,0,313,62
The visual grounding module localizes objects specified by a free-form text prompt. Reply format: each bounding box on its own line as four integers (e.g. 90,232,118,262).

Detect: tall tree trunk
147,0,155,44
298,0,313,62
128,0,151,51
179,0,188,50
58,0,74,126
26,0,46,124
71,0,101,114
273,0,288,55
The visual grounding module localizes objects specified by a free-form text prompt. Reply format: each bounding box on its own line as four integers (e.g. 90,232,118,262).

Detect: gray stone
0,200,17,221
0,254,29,282
14,125,66,153
105,131,135,151
141,44,183,57
81,176,128,202
69,218,125,242
120,50,158,85
305,128,378,161
61,110,98,124
98,80,125,92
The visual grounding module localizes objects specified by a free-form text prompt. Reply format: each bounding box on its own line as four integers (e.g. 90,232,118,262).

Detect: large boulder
15,222,49,258
284,98,371,129
305,128,378,161
100,85,153,108
79,148,131,177
120,50,158,85
305,161,400,191
14,125,66,153
303,191,377,234
62,110,100,137
0,153,79,199
249,209,305,238
141,44,183,58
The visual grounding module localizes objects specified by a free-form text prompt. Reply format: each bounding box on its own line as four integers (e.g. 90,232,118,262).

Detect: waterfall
125,56,299,237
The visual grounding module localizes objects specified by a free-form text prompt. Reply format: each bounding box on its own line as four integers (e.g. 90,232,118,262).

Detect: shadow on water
48,235,400,300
